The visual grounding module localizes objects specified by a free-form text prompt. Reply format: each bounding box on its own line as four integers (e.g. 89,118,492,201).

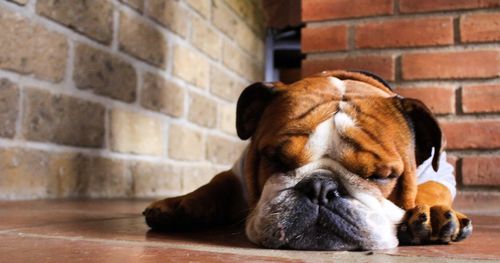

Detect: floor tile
1,200,499,262
0,199,149,230
0,234,296,263
382,226,500,260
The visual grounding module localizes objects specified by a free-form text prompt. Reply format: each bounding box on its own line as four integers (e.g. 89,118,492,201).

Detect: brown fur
244,71,418,209
144,171,248,230
143,70,471,246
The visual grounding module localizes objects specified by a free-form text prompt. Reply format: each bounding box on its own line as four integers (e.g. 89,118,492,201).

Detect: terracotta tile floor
0,194,499,263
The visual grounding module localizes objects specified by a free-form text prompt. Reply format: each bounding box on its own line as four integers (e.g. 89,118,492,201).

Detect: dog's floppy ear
236,82,280,140
398,97,443,171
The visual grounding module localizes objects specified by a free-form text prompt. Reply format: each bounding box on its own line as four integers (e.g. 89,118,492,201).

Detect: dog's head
236,70,443,250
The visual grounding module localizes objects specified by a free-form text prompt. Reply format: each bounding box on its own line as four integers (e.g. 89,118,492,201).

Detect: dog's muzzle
294,172,344,206
245,159,405,250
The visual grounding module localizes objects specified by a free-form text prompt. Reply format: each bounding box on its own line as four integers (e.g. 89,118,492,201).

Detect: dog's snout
295,176,339,205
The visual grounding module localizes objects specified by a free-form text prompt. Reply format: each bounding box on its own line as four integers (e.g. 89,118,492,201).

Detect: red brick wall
301,0,500,192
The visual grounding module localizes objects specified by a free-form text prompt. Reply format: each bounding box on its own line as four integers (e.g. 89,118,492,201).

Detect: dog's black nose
294,176,339,205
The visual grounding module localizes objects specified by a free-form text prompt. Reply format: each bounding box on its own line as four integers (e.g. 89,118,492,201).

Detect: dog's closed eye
368,173,399,184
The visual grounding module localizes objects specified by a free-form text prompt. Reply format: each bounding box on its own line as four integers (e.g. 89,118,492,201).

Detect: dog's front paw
397,205,472,245
143,197,187,231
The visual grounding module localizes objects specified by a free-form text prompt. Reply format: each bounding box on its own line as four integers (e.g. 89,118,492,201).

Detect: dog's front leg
143,171,248,231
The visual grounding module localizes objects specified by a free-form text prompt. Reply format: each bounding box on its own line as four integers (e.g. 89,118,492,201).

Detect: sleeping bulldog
143,70,472,250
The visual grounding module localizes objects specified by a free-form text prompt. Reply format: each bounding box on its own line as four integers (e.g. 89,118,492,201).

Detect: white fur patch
334,112,355,133
328,77,346,95
247,158,405,249
306,106,356,161
417,149,456,199
306,117,336,160
338,101,349,111
245,174,296,244
382,198,406,224
298,159,404,249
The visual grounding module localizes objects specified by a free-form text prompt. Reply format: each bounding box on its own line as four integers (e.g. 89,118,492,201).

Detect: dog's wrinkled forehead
237,70,443,206
240,72,408,200
254,72,407,169
237,70,395,140
255,71,396,138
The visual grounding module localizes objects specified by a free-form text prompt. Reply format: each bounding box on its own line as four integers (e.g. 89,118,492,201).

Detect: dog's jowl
143,70,472,250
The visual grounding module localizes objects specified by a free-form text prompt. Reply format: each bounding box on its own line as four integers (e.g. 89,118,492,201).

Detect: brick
120,0,144,12
400,0,500,13
173,46,210,89
225,0,265,35
224,0,254,19
83,156,130,198
440,120,500,150
46,152,80,198
236,22,264,61
242,59,264,82
0,148,51,199
130,161,182,197
355,17,453,49
302,0,393,22
135,161,219,195
180,164,220,194
22,88,105,147
394,86,456,114
460,12,500,43
5,150,131,198
225,0,266,37
462,84,500,113
187,0,211,18
145,0,189,38
210,66,246,102
218,103,237,135
110,109,164,156
302,55,395,81
0,9,68,82
402,51,500,80
74,44,137,102
222,41,263,81
212,0,238,37
141,72,184,117
132,160,219,195
76,156,130,198
462,156,500,186
302,25,348,53
119,12,167,67
48,153,131,198
191,16,222,60
446,154,458,173
223,38,240,62
168,124,204,161
36,0,113,44
0,79,19,138
188,93,217,128
206,135,245,165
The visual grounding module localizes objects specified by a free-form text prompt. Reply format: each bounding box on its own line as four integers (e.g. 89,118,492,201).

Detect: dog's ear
236,82,280,140
398,97,443,171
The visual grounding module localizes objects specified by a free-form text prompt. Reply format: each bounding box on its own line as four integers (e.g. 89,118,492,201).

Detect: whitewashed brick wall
0,0,265,199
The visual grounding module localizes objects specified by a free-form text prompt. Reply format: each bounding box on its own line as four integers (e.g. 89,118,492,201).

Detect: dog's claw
454,218,473,242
